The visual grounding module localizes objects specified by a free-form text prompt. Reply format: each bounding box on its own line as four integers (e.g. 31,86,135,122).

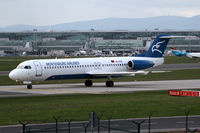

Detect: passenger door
33,61,42,76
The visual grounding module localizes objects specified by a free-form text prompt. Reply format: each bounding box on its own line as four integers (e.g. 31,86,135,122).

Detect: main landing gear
106,80,114,87
106,76,114,87
84,79,114,87
85,80,93,87
27,84,32,89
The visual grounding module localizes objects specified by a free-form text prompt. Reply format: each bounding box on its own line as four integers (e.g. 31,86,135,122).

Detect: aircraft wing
87,71,149,77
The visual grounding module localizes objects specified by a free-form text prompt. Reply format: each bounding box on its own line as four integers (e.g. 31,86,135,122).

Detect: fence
18,111,199,133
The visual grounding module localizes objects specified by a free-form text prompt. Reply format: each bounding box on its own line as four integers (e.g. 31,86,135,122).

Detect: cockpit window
16,65,24,69
24,66,31,69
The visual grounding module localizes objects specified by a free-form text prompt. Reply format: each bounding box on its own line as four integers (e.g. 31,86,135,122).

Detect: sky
0,0,200,27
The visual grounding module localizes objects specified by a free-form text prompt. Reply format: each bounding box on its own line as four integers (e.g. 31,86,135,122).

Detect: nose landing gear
23,81,32,89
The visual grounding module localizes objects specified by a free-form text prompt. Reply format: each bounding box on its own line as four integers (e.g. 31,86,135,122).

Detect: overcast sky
0,0,200,27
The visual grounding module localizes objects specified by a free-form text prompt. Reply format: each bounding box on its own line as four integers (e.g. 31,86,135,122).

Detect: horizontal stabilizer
160,36,190,39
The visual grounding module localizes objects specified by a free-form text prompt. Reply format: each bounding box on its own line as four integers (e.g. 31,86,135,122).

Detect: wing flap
87,71,149,76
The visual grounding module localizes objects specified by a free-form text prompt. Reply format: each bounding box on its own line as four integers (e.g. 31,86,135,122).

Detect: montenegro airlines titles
9,34,175,89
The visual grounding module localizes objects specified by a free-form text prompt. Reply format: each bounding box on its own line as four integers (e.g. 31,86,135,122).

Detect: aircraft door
33,61,42,76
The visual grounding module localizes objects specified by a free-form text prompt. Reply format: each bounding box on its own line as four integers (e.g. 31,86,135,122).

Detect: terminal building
0,31,200,56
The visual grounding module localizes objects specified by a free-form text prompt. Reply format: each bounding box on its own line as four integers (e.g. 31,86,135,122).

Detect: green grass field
164,56,200,64
0,56,200,71
0,56,54,71
0,91,199,125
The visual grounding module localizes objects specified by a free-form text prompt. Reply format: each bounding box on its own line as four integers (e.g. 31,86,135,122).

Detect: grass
0,56,200,71
1,69,200,86
164,56,200,64
0,56,54,71
0,90,200,125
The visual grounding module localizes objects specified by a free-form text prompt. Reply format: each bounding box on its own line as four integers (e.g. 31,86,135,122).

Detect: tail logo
152,40,165,54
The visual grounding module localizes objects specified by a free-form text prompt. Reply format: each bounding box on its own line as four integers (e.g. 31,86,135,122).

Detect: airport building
0,31,200,56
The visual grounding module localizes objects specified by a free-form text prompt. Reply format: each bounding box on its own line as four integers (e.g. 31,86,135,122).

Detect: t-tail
135,34,177,57
145,34,170,57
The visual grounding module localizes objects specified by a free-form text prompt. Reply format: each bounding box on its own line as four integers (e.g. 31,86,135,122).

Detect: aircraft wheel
85,80,93,87
106,81,114,87
27,84,32,89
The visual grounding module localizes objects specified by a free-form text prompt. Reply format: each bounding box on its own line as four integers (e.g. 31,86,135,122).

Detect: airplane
171,47,200,58
9,34,179,89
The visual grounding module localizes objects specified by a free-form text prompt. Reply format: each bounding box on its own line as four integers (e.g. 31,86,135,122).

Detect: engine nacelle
128,60,154,70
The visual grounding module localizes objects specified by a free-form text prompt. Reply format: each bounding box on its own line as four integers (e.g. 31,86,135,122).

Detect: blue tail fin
145,34,170,57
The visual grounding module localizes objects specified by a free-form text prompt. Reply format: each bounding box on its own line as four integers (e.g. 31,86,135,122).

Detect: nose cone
9,70,18,81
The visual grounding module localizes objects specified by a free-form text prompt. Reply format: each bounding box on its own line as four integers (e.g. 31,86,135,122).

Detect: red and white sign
169,90,180,96
169,90,200,97
181,90,199,97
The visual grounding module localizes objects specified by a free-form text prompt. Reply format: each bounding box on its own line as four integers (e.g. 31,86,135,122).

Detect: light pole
33,29,37,54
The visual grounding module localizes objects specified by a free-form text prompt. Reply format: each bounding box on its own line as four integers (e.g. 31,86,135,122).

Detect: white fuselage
186,53,200,58
9,56,163,82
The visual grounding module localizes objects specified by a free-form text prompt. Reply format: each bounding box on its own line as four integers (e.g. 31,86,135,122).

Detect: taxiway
0,79,200,97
